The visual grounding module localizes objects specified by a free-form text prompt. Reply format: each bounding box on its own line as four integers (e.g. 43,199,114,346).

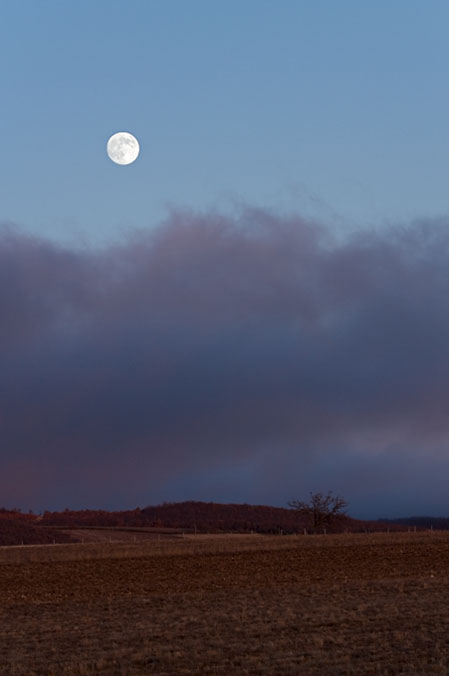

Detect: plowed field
1,532,449,675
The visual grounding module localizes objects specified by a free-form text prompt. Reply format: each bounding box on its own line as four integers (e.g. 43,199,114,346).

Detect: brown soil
1,532,449,675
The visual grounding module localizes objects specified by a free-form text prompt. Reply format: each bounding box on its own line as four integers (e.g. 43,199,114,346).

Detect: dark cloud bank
2,207,449,518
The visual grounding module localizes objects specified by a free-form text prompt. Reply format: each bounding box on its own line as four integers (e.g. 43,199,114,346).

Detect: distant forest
0,501,435,546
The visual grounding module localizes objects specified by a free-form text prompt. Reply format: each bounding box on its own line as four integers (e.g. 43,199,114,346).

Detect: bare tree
288,491,348,530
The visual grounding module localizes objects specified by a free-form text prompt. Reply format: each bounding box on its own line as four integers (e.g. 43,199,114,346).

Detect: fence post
303,528,307,535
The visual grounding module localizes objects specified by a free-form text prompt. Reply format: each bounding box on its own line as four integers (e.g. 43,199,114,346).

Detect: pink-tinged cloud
1,208,449,516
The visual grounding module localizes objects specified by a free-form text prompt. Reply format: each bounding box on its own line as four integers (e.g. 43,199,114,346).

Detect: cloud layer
2,207,449,516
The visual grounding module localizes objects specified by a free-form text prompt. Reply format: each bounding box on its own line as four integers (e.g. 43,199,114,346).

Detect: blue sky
1,1,449,245
2,2,449,518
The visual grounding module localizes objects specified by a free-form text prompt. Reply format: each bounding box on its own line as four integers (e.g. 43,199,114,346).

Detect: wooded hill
0,510,75,546
0,501,419,545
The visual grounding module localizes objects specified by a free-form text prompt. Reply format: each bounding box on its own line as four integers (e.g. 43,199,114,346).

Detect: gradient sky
1,1,449,518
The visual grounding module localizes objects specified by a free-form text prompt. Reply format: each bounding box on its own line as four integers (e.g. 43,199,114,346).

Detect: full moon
106,132,140,165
